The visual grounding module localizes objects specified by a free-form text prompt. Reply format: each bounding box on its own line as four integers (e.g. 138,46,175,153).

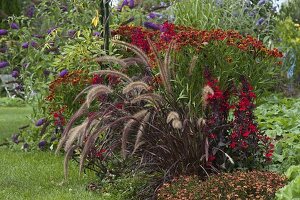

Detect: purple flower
93,31,100,37
118,0,129,11
26,4,35,18
11,70,19,78
15,84,23,91
43,69,50,76
22,42,29,49
33,34,44,39
50,136,57,142
35,118,45,126
23,143,29,150
10,23,19,29
0,46,7,53
0,61,9,68
257,0,266,6
60,5,68,12
0,29,8,35
38,140,47,150
11,134,19,144
59,69,68,77
31,41,38,48
256,18,265,26
147,12,157,19
68,30,76,38
144,22,161,30
129,0,134,8
47,27,56,35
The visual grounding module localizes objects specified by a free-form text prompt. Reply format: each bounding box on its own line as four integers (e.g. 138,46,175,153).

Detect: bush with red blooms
113,22,283,93
202,70,274,170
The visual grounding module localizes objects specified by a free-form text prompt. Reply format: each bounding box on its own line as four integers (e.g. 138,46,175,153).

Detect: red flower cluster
112,24,283,68
202,72,274,168
130,27,150,53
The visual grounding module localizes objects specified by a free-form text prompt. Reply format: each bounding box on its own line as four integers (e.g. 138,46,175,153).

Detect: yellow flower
91,10,99,27
294,23,300,28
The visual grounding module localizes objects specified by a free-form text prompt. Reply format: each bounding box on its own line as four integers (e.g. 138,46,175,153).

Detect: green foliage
0,0,104,99
276,166,300,200
255,95,300,138
279,0,300,23
274,17,300,82
173,0,277,41
0,97,26,107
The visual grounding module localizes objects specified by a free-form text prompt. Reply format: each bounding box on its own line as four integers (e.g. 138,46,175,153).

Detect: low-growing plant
276,165,300,200
157,171,286,200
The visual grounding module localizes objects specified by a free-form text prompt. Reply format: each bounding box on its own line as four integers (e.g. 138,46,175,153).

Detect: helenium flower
0,61,9,68
10,23,19,29
22,42,29,49
59,69,68,77
0,29,8,35
35,118,45,126
256,18,265,26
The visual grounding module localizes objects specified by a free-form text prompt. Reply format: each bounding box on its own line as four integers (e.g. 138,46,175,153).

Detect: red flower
96,148,107,160
242,130,250,137
115,102,124,110
229,142,237,149
209,133,217,139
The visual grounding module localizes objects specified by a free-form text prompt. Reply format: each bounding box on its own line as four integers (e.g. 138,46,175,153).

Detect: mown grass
0,105,102,200
0,104,146,200
0,106,32,142
0,149,102,200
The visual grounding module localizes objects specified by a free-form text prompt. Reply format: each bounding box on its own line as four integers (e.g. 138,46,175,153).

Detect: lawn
0,106,102,200
0,106,32,142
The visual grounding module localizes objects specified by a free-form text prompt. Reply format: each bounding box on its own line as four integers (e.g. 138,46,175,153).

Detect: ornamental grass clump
157,171,286,200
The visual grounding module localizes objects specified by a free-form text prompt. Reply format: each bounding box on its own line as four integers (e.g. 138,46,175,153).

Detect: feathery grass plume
94,56,128,67
64,145,78,179
132,112,151,155
91,69,133,83
85,85,113,107
122,109,149,158
56,103,88,154
188,55,199,76
163,40,176,86
146,37,172,94
202,85,214,108
64,121,88,151
112,40,151,67
131,93,163,108
122,81,150,94
73,85,96,103
166,111,180,123
79,126,106,174
172,119,183,129
79,116,132,173
197,117,206,129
